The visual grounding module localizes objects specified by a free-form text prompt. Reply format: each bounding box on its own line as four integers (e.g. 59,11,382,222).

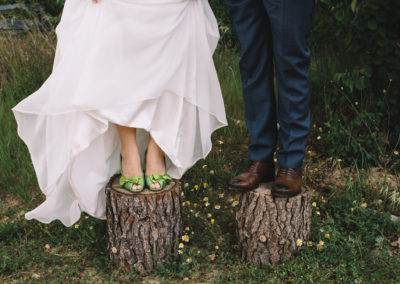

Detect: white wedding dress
12,0,227,227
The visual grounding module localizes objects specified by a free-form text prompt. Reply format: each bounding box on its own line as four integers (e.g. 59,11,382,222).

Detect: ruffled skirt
12,0,227,226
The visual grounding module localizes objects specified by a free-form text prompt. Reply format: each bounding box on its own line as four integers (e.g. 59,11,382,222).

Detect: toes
132,185,143,191
151,183,160,189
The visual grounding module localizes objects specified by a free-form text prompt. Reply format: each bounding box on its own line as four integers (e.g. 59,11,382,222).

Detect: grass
0,25,400,283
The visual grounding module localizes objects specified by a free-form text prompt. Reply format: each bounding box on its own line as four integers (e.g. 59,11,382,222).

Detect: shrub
310,0,400,138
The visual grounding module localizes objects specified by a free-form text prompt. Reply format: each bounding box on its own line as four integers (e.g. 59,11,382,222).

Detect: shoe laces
249,161,257,172
277,167,297,178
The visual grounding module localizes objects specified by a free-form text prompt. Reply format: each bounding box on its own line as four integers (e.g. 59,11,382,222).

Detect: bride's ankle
145,153,165,174
120,153,142,177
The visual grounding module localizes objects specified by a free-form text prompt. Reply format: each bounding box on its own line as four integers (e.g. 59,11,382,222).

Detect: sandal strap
146,173,172,190
120,175,144,187
149,173,172,184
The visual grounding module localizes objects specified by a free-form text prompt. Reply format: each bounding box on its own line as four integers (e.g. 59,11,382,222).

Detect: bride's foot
120,153,143,191
146,138,169,190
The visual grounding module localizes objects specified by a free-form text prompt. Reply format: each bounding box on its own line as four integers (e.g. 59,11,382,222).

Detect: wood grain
105,174,183,275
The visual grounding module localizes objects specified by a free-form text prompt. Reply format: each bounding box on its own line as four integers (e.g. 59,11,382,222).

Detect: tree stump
236,182,311,265
105,174,183,275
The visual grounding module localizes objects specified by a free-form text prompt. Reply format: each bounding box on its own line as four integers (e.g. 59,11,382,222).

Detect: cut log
105,174,182,275
236,182,311,265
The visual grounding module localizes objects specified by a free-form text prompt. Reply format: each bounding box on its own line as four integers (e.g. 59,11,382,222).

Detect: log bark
105,174,182,275
236,182,311,265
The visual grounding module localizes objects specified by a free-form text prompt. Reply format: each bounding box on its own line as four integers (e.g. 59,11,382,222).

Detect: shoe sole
271,190,301,198
228,178,275,192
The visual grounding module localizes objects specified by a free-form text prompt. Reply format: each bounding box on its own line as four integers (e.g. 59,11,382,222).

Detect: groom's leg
263,0,314,168
226,0,277,163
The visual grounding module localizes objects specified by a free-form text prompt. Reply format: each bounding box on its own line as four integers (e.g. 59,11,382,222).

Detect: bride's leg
146,136,166,189
116,125,143,190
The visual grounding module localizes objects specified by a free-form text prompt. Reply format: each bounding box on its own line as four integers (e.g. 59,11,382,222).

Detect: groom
226,0,314,197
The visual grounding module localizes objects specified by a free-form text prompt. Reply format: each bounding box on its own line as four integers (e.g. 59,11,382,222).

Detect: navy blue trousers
226,0,314,168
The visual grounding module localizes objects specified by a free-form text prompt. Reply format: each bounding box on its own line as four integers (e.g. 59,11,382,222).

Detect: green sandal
119,157,145,193
144,151,172,191
145,173,172,191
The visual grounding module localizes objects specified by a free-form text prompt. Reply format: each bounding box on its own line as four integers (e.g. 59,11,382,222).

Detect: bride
12,0,227,227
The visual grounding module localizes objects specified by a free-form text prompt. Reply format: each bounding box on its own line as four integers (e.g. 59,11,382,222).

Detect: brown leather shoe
228,161,275,192
272,167,302,197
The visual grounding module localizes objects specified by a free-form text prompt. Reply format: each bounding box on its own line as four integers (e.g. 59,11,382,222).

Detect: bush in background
309,0,400,167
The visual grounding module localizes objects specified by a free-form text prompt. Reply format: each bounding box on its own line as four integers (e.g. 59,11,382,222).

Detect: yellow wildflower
184,183,189,188
307,241,313,247
350,208,354,212
394,150,399,155
74,224,79,229
215,245,219,250
178,249,183,255
204,201,210,207
316,211,321,215
207,213,212,218
210,170,215,174
84,216,89,219
203,182,208,188
232,200,239,207
182,235,190,242
325,233,330,239
273,158,278,162
194,185,199,190
202,165,207,168
210,218,215,224
361,203,367,208
185,227,190,231
217,140,224,145
186,257,192,263
215,205,221,210
179,243,184,249
312,202,317,207
203,197,209,201
296,239,303,247
193,203,198,207
218,193,224,198
89,226,93,230
378,199,382,204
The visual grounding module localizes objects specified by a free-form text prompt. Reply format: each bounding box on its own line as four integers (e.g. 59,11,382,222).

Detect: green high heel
145,173,172,191
144,151,172,191
119,156,145,193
